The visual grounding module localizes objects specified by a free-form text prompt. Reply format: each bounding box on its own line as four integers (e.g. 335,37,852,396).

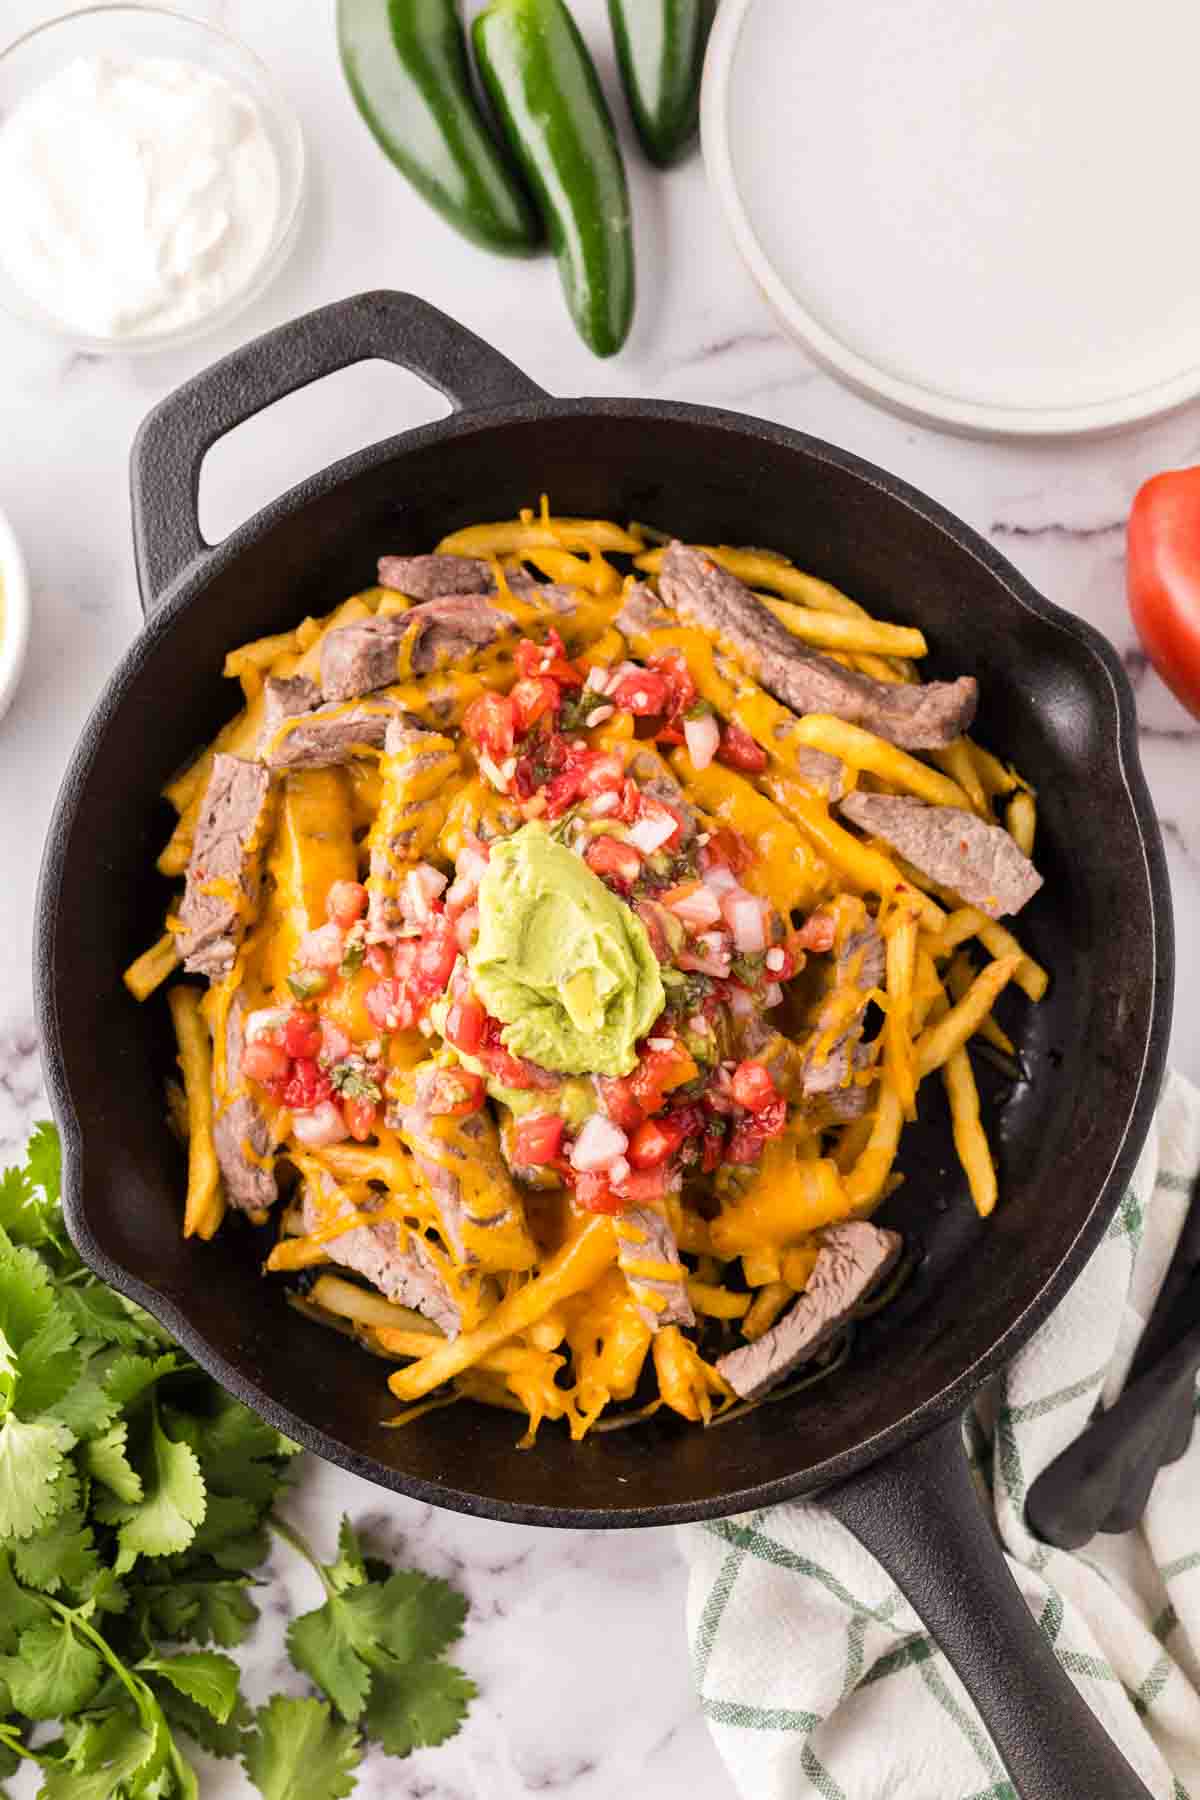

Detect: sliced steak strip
301,1176,461,1337
716,1221,903,1400
320,596,503,703
259,678,411,770
625,743,699,844
387,1068,536,1273
839,792,1042,919
613,1205,694,1331
177,755,273,981
616,585,846,799
378,554,495,598
366,720,460,939
799,913,885,1101
213,992,277,1214
657,544,976,750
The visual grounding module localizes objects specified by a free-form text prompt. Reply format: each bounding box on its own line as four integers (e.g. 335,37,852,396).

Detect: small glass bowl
0,4,306,354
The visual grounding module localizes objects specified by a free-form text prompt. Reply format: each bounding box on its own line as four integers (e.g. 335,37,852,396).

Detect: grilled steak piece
716,1222,903,1400
613,1205,694,1331
366,720,460,939
839,792,1043,918
259,678,410,770
388,1068,536,1273
616,583,846,797
625,742,699,843
177,755,273,980
378,554,496,598
657,544,976,750
213,993,277,1214
320,596,503,702
301,1177,461,1336
799,914,885,1101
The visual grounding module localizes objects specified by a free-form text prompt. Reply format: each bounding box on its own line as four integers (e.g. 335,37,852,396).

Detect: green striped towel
680,1072,1200,1799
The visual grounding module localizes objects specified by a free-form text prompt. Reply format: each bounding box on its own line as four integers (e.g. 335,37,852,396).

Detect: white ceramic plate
0,504,30,725
703,0,1200,438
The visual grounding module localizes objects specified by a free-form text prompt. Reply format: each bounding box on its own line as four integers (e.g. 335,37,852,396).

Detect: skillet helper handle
130,289,547,613
822,1415,1157,1800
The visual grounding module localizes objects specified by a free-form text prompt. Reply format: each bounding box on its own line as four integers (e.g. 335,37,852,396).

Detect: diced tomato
319,1020,353,1064
513,1113,566,1165
577,752,626,798
444,992,486,1056
283,1012,324,1060
242,1041,289,1086
611,668,670,717
413,913,458,995
585,836,642,883
615,779,640,824
716,720,768,773
700,827,755,875
701,1126,726,1173
724,1124,765,1165
634,899,670,962
344,1095,377,1142
757,1096,788,1139
614,1165,669,1204
573,1169,625,1213
296,922,345,971
326,880,368,928
648,650,697,719
282,1058,333,1112
628,1115,687,1168
427,1069,486,1117
731,1060,777,1114
477,1015,537,1089
510,675,561,735
515,630,583,687
597,1075,643,1131
463,691,518,760
794,912,837,954
669,1103,707,1139
365,944,392,976
631,1043,699,1114
365,978,415,1032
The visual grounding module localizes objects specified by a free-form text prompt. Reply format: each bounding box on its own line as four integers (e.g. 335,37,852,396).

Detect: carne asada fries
130,506,1047,1431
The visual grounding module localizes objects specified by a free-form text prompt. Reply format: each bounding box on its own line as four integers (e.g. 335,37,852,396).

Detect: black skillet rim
34,394,1174,1527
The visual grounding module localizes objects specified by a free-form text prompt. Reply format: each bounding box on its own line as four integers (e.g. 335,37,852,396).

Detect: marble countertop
1,2,1197,1794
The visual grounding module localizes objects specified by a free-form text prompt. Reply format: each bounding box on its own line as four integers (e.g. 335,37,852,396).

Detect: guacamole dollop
468,823,664,1078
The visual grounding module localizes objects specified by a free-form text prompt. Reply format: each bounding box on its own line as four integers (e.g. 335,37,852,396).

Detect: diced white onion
608,1156,631,1184
604,661,639,695
454,906,480,951
404,863,447,923
245,1007,290,1043
628,812,676,854
683,713,720,770
696,832,710,847
702,864,737,893
586,705,615,727
589,790,619,816
647,1037,675,1052
764,982,784,1007
478,754,507,791
766,947,785,972
585,664,610,692
666,885,722,929
728,896,767,954
571,1115,629,1171
292,1101,349,1147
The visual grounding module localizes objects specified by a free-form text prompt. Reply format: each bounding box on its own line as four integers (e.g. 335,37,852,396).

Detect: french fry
832,1112,875,1173
788,715,972,810
968,740,1031,801
759,770,945,930
930,739,989,816
919,904,1048,1003
667,754,834,915
942,1045,997,1217
167,985,224,1241
912,948,945,1033
883,902,920,1120
687,1281,751,1320
223,625,303,684
652,1326,732,1422
780,1246,820,1291
843,1084,905,1214
387,1217,617,1401
1007,790,1037,858
755,592,926,659
742,1281,794,1341
914,956,1021,1079
946,950,1015,1056
524,545,623,596
124,931,180,1002
711,1140,849,1253
436,517,641,557
741,1247,782,1287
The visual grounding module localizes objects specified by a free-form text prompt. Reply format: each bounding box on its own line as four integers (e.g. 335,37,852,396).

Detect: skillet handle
130,290,547,613
822,1415,1158,1800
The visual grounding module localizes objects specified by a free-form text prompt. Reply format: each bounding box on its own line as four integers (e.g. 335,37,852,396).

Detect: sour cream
0,55,281,339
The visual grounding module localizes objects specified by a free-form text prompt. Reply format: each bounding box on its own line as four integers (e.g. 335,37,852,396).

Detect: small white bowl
0,4,306,355
0,505,31,726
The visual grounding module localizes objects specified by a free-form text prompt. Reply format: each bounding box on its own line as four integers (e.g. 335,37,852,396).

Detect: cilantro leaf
243,1697,361,1800
15,1309,81,1417
0,1617,103,1720
362,1656,477,1758
82,1421,143,1505
0,1548,49,1651
103,1352,181,1414
0,1235,54,1354
151,1680,252,1760
133,1577,259,1649
326,1516,367,1594
360,1568,467,1667
24,1120,62,1211
11,1500,99,1596
48,1348,124,1441
109,1406,205,1574
286,1599,375,1724
0,1163,41,1246
38,1709,159,1800
57,1285,167,1353
137,1651,240,1725
0,1414,74,1538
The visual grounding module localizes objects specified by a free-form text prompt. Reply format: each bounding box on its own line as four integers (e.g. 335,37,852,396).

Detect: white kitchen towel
679,1071,1200,1800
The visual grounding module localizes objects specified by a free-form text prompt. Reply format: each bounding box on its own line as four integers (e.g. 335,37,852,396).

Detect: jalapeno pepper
338,0,542,255
473,0,635,357
607,0,714,166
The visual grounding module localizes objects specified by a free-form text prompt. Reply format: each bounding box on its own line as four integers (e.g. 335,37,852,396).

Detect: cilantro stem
269,1512,336,1598
44,1596,160,1734
0,1721,50,1766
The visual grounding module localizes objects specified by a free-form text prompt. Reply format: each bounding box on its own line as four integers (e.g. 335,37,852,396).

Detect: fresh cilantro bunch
0,1125,474,1799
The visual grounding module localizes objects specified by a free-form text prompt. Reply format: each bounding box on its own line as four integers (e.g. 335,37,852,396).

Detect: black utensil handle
130,289,547,613
823,1416,1156,1800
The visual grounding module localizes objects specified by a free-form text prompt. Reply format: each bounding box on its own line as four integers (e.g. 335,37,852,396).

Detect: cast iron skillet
36,293,1172,1800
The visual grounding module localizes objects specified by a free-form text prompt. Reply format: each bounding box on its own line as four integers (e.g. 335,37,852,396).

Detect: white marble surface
0,2,1197,1795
